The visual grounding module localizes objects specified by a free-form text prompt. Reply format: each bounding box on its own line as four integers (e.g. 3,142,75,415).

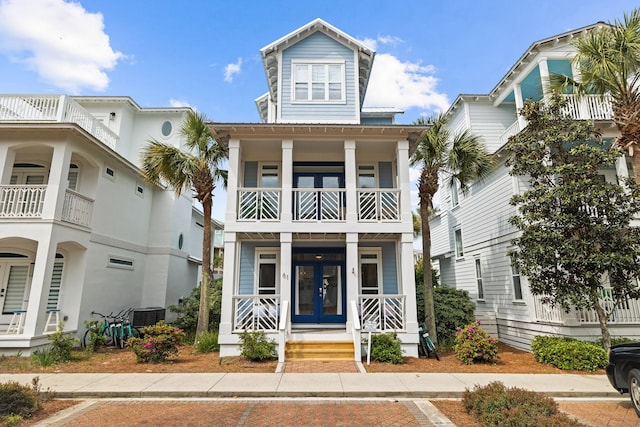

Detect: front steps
285,340,355,360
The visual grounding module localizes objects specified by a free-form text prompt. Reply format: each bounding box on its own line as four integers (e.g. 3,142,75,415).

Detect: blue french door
293,163,344,221
292,250,346,324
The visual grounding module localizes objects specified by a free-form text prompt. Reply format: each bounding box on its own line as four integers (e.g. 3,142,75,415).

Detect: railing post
56,95,68,122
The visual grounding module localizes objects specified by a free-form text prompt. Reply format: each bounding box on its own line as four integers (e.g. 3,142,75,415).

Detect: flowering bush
454,320,499,364
127,321,185,363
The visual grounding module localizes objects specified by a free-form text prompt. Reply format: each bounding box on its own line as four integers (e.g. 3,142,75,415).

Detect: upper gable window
292,61,345,103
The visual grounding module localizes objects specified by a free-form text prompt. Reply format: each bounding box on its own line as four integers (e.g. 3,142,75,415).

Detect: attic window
292,62,345,103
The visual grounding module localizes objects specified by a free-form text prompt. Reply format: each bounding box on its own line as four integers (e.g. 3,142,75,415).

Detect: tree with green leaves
551,8,640,182
142,111,227,338
507,93,640,351
411,114,493,343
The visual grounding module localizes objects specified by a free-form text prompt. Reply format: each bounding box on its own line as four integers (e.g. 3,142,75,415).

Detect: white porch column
23,236,57,336
225,139,240,223
538,58,551,99
0,145,15,183
281,140,293,223
400,232,418,335
344,140,357,223
345,232,359,333
42,143,72,221
514,83,527,130
279,232,292,324
218,232,237,337
396,140,412,224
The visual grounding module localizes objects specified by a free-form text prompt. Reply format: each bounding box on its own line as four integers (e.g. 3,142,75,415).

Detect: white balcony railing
61,189,93,227
237,188,280,220
533,289,640,324
499,120,522,145
358,189,400,221
359,294,405,331
0,95,119,149
293,189,345,221
562,94,613,120
233,295,280,331
0,185,46,217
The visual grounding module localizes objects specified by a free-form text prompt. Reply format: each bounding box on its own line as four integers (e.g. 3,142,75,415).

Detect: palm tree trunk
421,201,437,345
196,197,213,337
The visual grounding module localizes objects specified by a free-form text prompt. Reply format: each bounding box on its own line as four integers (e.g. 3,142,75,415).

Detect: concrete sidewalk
0,372,616,399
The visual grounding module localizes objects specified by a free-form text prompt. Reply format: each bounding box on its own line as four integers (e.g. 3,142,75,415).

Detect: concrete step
285,340,354,360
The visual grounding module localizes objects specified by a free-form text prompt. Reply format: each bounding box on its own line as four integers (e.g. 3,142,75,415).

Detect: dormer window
292,61,345,102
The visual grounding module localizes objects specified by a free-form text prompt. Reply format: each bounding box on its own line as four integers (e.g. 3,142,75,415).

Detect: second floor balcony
237,187,400,222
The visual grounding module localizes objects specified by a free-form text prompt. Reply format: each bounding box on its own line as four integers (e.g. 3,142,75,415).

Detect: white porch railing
0,185,46,217
0,95,119,149
237,188,280,220
358,189,399,221
500,120,522,145
561,94,613,120
359,295,405,331
533,290,640,324
293,189,345,221
233,295,280,331
61,189,93,227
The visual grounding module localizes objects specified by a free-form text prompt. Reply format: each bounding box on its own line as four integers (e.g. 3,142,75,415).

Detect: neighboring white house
212,19,427,360
430,22,640,351
0,95,221,354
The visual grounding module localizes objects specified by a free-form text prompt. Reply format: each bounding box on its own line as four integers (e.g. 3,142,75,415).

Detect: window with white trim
357,164,377,188
107,255,134,270
454,227,464,258
359,248,382,295
292,62,345,102
259,164,280,188
475,258,484,300
510,257,523,300
450,177,459,208
255,249,279,295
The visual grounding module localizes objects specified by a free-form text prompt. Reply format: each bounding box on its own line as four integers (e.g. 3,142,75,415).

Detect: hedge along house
212,19,427,361
429,22,640,350
0,95,220,354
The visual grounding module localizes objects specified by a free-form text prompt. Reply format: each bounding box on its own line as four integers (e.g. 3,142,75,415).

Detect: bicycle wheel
82,329,93,348
425,336,440,361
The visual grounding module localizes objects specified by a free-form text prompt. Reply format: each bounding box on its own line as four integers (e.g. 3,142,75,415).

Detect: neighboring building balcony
0,185,93,228
0,95,119,150
533,288,640,325
499,94,614,145
236,187,400,222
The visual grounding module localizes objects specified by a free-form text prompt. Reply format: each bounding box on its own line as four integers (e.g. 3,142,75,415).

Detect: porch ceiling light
315,254,322,259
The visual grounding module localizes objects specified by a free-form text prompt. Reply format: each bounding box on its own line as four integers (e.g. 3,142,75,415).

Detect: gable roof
259,18,375,110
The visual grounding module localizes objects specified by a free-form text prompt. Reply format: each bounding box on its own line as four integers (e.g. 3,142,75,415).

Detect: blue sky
0,0,638,219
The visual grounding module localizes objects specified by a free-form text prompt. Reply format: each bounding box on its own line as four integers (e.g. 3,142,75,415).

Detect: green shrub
168,278,222,335
370,332,403,364
83,320,106,353
531,336,607,371
596,336,635,348
194,331,219,353
126,321,185,363
433,286,475,346
30,324,78,367
238,330,276,361
30,349,58,367
0,377,51,421
463,381,582,426
454,320,499,365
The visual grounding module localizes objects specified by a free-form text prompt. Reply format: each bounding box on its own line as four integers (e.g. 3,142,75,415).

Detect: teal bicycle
83,309,141,349
418,321,440,360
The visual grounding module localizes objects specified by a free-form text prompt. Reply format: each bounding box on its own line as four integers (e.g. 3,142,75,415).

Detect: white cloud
360,37,378,50
0,0,123,93
169,99,193,109
377,35,403,47
224,58,242,82
364,53,449,113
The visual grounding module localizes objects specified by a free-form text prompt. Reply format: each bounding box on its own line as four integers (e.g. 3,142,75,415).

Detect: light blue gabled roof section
259,18,375,120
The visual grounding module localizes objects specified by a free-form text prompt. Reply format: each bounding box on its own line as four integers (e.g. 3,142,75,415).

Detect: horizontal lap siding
467,103,517,153
238,242,279,294
280,33,356,122
360,241,398,294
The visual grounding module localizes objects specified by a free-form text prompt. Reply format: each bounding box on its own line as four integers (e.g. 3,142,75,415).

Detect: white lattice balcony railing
561,94,613,120
533,289,640,324
359,294,405,331
293,189,345,221
358,189,399,221
61,189,93,227
233,295,280,331
237,188,280,220
0,185,46,217
0,95,118,149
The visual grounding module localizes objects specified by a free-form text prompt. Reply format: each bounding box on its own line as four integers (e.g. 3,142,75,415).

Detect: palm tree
410,114,493,344
551,8,640,182
142,111,227,337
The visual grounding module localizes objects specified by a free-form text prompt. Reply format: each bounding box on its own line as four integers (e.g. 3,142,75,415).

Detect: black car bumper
606,363,625,393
